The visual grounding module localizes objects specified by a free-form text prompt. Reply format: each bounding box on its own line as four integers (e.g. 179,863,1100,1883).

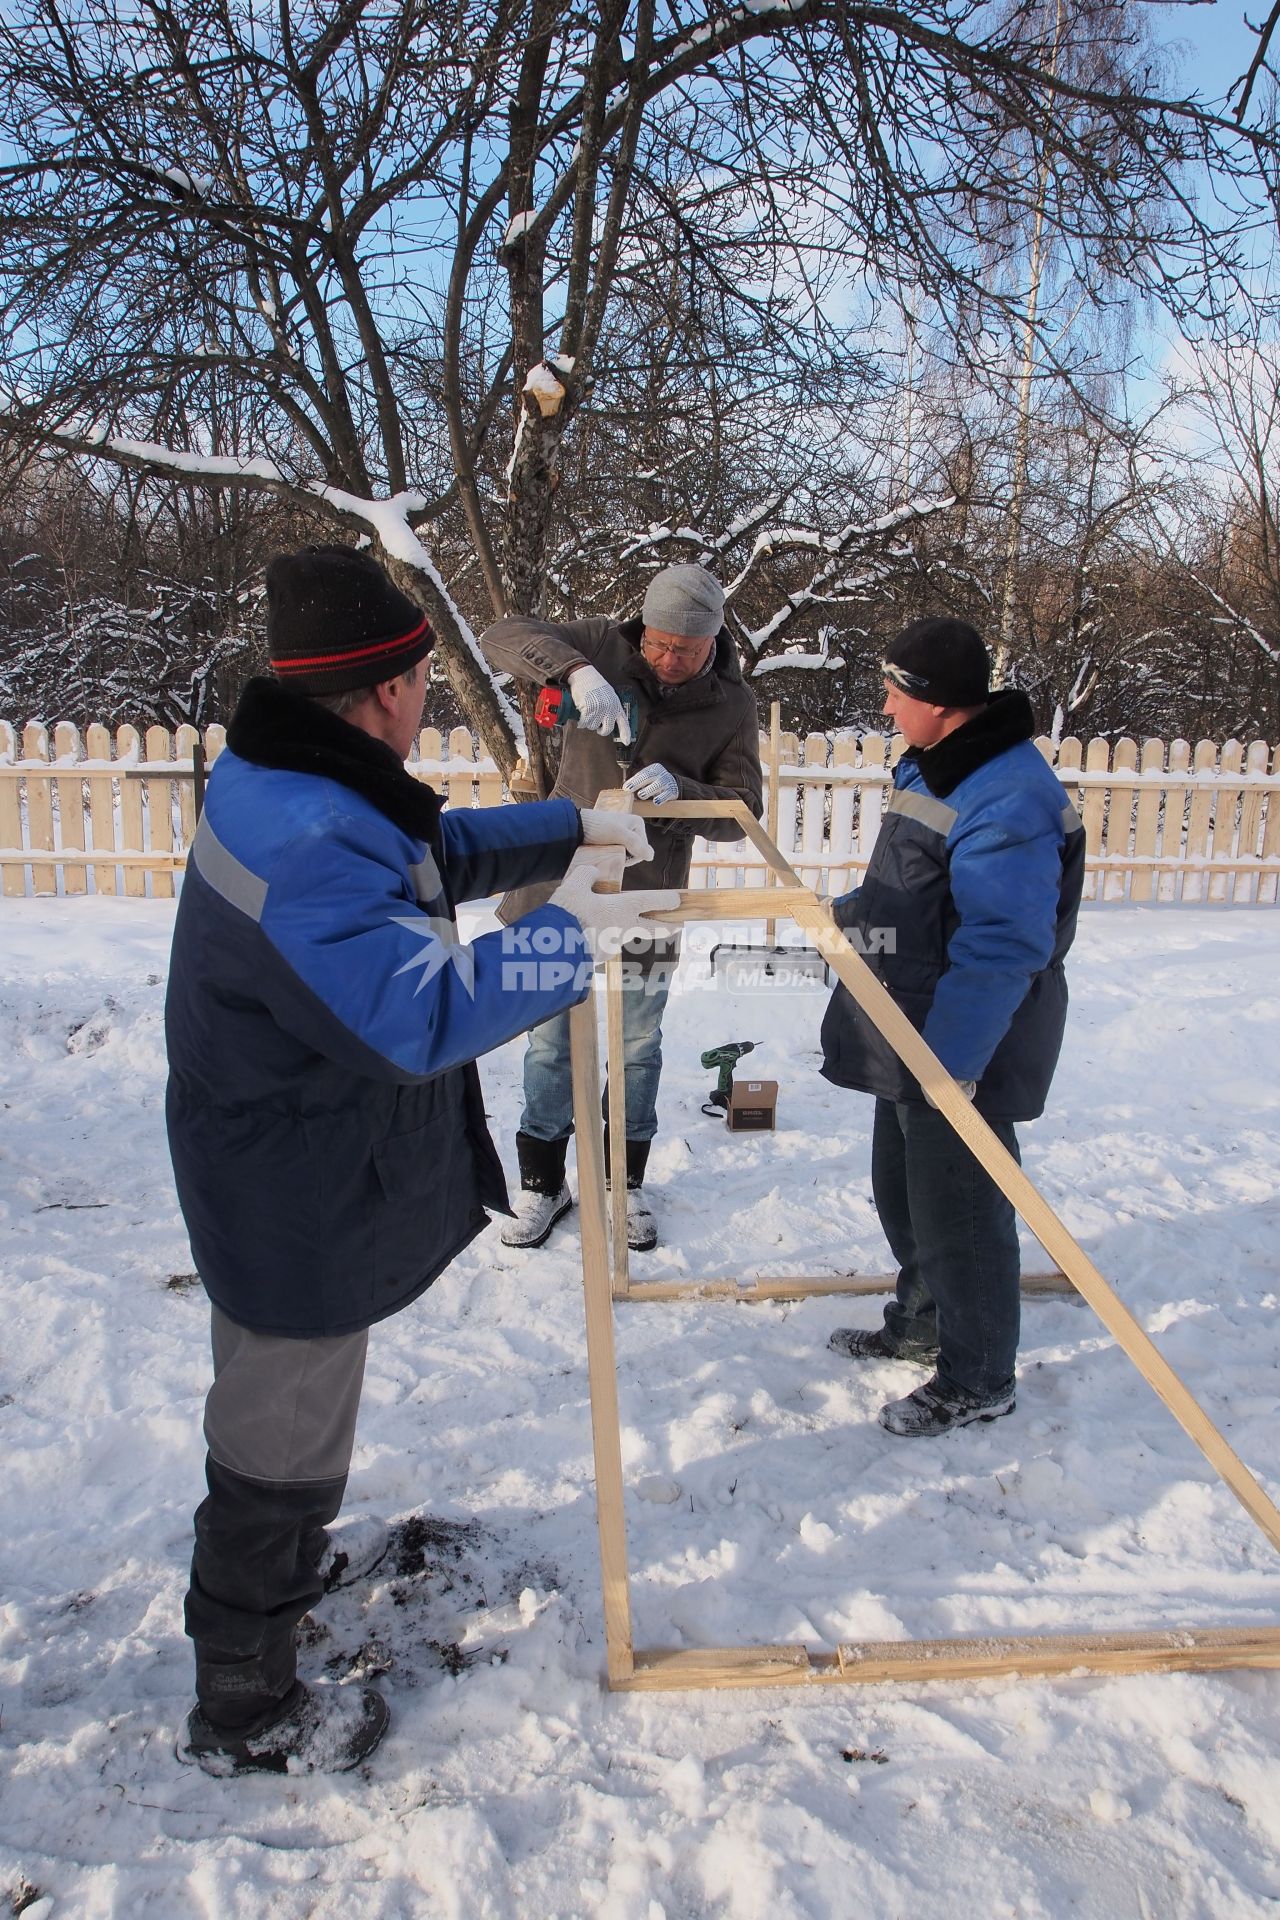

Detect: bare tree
0,0,1274,775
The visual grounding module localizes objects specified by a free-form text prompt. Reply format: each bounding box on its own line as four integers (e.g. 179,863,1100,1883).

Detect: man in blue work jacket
166,546,673,1774
821,618,1085,1438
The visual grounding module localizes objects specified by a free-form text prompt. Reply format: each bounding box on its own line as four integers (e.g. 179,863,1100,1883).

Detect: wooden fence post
0,721,24,897
54,722,88,896
23,723,56,896
145,724,175,898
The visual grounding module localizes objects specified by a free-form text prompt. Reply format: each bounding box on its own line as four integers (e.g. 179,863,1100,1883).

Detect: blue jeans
873,1097,1021,1400
520,969,673,1143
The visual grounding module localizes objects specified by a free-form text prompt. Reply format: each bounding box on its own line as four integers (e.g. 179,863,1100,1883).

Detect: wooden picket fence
2,718,1278,905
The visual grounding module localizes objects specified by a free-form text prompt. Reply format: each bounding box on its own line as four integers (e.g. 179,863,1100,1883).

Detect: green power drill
701,1041,758,1117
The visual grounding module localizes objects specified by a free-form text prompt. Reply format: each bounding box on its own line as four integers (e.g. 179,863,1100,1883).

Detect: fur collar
903,689,1036,798
226,676,442,841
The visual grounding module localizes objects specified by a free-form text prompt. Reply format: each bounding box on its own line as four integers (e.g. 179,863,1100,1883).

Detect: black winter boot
604,1132,657,1251
501,1132,572,1248
515,1130,570,1194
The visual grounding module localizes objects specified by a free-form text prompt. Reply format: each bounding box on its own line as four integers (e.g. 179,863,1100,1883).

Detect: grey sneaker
828,1326,937,1366
178,1680,389,1776
879,1372,1016,1438
500,1183,572,1248
316,1514,391,1593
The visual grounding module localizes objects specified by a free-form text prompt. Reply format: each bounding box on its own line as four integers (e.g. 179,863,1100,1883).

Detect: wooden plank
446,725,474,808
606,959,629,1299
175,725,200,849
833,1626,1280,1684
588,796,637,1299
1162,739,1192,902
616,1271,1075,1304
765,703,781,940
1234,740,1272,905
23,723,56,894
53,723,88,895
1106,737,1138,902
145,724,175,899
623,1646,813,1690
1079,737,1110,902
829,735,858,895
800,732,828,888
790,893,1280,1556
1210,739,1243,905
648,886,815,923
619,1628,1280,1691
0,724,26,897
569,987,636,1687
1258,742,1280,905
116,725,145,898
84,723,117,895
1183,740,1219,904
1129,738,1164,904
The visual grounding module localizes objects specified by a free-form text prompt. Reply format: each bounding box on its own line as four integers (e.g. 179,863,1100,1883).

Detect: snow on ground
1,898,1279,1918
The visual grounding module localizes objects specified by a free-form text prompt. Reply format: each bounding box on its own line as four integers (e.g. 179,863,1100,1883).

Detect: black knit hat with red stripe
266,545,434,695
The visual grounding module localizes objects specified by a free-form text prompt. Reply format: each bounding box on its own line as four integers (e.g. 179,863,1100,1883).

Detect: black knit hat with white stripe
882,617,989,708
266,545,434,695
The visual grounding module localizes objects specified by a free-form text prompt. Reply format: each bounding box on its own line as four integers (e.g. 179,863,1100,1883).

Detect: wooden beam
620,1627,1280,1691
605,957,629,1297
616,1271,1075,1304
795,894,1280,1557
569,991,635,1687
646,886,814,923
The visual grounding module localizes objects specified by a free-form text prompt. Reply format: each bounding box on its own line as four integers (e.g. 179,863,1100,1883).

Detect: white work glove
567,665,632,744
924,1079,977,1109
623,763,679,806
579,808,653,866
548,862,680,953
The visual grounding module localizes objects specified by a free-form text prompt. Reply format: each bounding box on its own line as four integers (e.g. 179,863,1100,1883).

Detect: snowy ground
1,898,1278,1919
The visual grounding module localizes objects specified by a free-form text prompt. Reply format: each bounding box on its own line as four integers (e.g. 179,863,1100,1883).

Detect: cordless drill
534,681,639,762
701,1041,758,1116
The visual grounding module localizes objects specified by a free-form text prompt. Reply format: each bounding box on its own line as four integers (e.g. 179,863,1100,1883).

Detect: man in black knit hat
166,544,675,1773
820,617,1086,1438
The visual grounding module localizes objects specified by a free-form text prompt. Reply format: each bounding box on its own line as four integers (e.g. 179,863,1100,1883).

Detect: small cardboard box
727,1078,778,1133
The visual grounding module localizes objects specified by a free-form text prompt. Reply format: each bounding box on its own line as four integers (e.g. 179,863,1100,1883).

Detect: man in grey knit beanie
481,561,762,1253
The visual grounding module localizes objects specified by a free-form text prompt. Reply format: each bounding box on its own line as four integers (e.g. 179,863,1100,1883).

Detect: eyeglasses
642,632,713,662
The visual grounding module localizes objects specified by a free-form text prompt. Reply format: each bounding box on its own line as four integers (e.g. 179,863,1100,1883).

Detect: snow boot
605,1134,658,1252
315,1514,392,1594
178,1679,389,1776
829,1326,937,1367
878,1372,1016,1438
500,1132,573,1248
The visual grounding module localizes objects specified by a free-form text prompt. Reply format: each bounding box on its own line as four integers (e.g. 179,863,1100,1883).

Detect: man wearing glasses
482,564,763,1251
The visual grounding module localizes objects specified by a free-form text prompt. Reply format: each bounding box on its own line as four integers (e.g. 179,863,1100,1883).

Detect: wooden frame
569,797,1280,1692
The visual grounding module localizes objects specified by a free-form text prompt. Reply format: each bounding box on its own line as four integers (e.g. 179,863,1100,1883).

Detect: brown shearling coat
480,613,763,949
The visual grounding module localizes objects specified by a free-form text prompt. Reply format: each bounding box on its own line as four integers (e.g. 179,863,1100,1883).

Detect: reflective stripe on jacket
820,702,1085,1122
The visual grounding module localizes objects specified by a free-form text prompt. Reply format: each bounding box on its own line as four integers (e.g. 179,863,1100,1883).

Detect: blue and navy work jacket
821,710,1086,1122
165,679,587,1338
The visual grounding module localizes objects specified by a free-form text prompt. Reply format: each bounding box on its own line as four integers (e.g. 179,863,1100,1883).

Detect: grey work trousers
185,1306,368,1725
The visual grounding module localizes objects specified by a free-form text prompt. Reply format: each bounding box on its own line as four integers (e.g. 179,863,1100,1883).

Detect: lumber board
619,1627,1280,1691
615,1271,1075,1303
569,992,635,1686
796,893,1280,1556
606,957,629,1296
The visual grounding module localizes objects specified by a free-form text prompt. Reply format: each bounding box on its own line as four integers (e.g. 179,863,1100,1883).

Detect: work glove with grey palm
623,763,680,806
567,665,633,743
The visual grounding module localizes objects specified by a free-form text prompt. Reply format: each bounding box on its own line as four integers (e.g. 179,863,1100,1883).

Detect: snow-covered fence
686,729,1280,906
1,720,1278,904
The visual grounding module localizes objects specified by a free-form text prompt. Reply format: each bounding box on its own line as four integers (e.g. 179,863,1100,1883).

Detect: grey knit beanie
641,564,724,638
